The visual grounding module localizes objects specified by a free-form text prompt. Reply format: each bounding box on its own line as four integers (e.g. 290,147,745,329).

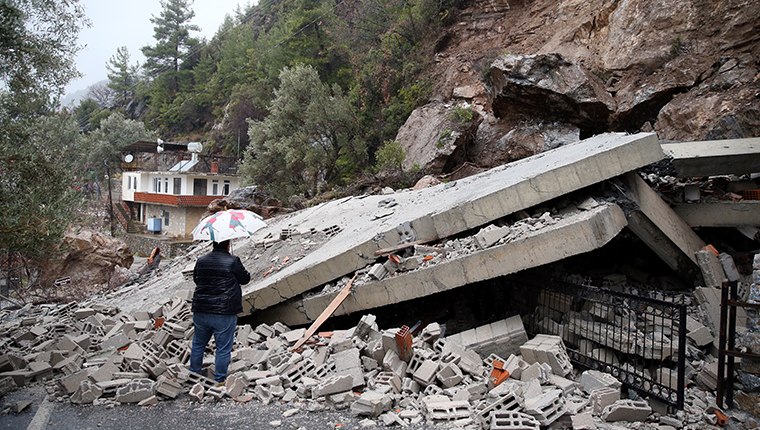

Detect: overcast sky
66,0,247,96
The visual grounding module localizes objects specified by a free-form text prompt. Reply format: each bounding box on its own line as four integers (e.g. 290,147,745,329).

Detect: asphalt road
0,385,449,430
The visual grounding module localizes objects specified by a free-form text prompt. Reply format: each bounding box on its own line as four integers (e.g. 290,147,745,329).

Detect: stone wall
121,234,194,259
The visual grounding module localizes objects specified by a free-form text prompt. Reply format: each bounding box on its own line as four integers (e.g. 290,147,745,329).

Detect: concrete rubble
0,287,751,429
2,133,760,428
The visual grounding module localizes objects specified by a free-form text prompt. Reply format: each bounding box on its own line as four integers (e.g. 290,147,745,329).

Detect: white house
120,141,241,238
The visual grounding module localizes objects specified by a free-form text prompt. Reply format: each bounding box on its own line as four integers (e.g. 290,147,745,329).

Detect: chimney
211,161,219,174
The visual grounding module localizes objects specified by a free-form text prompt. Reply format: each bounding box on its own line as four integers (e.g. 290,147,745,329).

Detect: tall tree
141,0,200,92
241,64,366,200
106,46,139,107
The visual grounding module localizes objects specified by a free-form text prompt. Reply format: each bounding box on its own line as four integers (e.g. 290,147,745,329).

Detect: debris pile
2,275,755,429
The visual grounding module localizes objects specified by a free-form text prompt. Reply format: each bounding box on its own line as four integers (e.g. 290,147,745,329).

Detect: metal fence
531,280,687,409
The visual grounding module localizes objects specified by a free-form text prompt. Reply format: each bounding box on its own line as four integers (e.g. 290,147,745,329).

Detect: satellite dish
124,154,134,163
188,142,203,153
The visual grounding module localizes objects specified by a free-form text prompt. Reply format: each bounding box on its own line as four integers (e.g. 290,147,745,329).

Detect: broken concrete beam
661,138,760,177
672,201,760,227
621,172,705,282
242,133,662,314
115,378,155,403
696,250,727,288
263,204,628,325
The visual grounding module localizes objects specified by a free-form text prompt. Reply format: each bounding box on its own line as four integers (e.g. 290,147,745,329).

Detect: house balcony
132,192,221,207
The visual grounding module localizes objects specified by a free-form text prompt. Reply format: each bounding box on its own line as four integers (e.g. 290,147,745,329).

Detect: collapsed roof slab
621,172,707,282
673,201,760,227
241,132,663,315
661,138,760,177
254,203,628,326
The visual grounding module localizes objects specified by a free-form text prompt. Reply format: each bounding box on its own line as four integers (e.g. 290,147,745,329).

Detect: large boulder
489,53,615,134
40,229,133,294
397,102,482,174
470,117,580,168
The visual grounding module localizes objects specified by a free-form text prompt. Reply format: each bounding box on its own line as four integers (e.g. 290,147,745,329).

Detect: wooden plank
290,273,358,352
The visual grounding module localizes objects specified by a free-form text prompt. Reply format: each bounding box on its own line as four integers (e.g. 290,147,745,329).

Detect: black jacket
192,248,251,315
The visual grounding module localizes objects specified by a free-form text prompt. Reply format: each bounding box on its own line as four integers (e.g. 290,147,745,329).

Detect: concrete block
325,391,359,410
572,412,597,430
525,389,565,426
138,395,159,406
447,315,528,360
589,386,620,415
333,348,364,388
426,400,471,422
155,375,182,398
350,390,393,417
58,369,89,394
189,383,204,401
312,374,354,398
282,358,316,387
436,362,464,388
206,385,225,401
412,359,438,387
382,349,407,378
476,390,522,426
475,224,511,249
687,325,714,347
502,354,528,380
115,378,155,403
580,370,621,394
490,411,540,430
401,377,420,395
519,334,573,376
601,399,652,422
71,379,103,404
373,371,401,393
224,374,247,398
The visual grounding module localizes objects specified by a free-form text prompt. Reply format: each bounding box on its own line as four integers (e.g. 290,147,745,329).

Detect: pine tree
106,46,139,107
141,0,200,92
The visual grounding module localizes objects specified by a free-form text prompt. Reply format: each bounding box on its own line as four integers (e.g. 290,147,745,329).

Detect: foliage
374,140,406,174
449,105,474,125
0,0,89,146
107,46,140,107
241,64,366,201
83,112,156,179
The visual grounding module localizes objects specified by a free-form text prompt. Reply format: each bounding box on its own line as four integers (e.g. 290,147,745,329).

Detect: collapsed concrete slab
672,201,760,227
257,203,628,325
620,172,706,282
241,133,663,315
661,138,760,177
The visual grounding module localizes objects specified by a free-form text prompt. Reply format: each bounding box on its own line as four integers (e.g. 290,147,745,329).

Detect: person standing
190,239,251,384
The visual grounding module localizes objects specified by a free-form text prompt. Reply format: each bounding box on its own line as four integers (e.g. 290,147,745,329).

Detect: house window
153,177,161,193
223,180,230,195
212,180,219,195
164,178,169,194
164,211,170,226
126,176,131,190
132,177,137,190
173,178,181,195
193,178,207,196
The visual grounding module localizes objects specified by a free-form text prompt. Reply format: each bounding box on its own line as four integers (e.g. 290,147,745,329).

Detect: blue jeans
189,312,237,382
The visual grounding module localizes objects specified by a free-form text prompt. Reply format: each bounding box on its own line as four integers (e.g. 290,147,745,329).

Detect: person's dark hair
213,240,230,250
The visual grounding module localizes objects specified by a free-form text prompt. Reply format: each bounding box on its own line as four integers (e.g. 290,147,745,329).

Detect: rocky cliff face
398,0,760,174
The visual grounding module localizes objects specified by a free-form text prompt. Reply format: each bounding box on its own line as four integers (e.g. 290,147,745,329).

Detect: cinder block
282,358,316,387
589,386,620,415
490,411,540,430
374,371,401,393
115,378,155,403
437,362,464,388
413,359,438,387
189,383,204,401
70,379,102,404
525,389,565,426
155,375,182,398
601,399,652,422
580,370,621,394
519,334,573,376
57,369,89,394
475,390,522,427
312,374,353,398
572,412,597,430
382,349,407,378
350,390,393,417
426,400,471,422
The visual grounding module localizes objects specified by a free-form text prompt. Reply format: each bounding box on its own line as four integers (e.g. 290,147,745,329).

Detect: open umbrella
192,209,266,242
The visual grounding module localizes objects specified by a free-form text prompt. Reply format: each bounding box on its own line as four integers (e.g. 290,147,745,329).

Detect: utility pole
105,160,115,236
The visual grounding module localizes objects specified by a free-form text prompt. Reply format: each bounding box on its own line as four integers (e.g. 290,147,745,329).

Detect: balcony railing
132,192,221,207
